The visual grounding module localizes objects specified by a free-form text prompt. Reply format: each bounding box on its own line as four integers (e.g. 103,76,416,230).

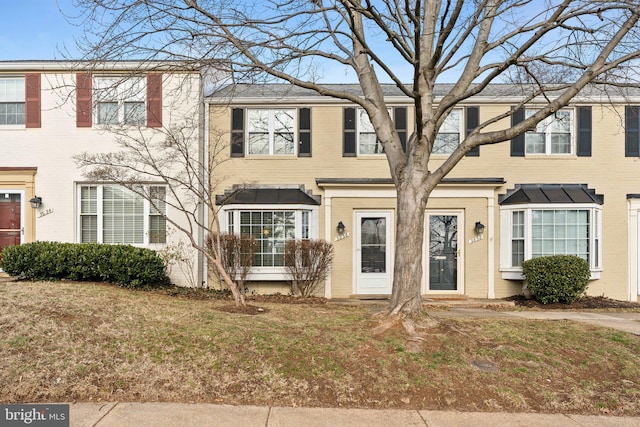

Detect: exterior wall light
337,221,346,235
475,221,485,235
29,196,42,209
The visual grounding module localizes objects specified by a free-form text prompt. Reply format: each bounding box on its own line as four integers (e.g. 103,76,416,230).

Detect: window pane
102,186,144,244
98,102,119,125
274,110,295,133
551,134,571,153
124,102,145,125
359,133,383,154
248,133,269,154
0,78,25,102
531,209,589,259
525,133,545,153
81,215,98,243
433,133,459,154
247,109,269,132
274,133,294,154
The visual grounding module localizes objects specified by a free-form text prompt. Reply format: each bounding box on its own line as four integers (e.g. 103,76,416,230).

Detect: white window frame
524,108,574,155
93,76,146,127
500,203,602,280
0,76,25,128
432,109,463,155
357,108,390,156
220,204,319,280
77,184,167,246
246,108,297,156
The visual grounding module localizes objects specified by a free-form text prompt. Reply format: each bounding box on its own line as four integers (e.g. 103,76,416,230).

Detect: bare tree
74,118,250,308
67,0,640,316
284,239,334,298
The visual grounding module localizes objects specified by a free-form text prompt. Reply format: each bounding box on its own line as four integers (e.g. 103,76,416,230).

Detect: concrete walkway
429,306,640,335
69,402,640,427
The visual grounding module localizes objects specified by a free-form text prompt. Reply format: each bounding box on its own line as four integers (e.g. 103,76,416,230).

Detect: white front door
355,211,392,295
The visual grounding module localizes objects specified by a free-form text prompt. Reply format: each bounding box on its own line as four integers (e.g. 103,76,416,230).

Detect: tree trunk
211,257,246,308
389,179,431,315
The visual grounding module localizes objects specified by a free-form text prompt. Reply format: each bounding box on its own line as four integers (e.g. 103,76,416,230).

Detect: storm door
0,192,24,254
427,212,463,292
355,211,392,294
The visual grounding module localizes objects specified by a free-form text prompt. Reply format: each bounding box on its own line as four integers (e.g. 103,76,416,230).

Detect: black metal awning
216,187,321,206
499,184,603,205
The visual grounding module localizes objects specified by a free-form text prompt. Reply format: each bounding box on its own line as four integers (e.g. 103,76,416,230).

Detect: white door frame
0,189,26,245
423,210,465,295
353,210,393,295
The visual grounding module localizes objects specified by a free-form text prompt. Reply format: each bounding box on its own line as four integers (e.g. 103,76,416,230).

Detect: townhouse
208,83,640,302
0,61,204,287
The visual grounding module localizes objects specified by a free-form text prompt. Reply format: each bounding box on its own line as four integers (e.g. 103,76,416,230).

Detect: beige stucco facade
208,85,640,302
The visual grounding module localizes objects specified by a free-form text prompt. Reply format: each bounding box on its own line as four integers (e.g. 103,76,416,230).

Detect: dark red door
0,194,21,252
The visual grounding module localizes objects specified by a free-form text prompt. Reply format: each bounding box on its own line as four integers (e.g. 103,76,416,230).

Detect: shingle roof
209,82,640,100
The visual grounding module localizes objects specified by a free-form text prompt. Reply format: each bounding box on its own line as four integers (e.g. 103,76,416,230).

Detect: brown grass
1,281,639,415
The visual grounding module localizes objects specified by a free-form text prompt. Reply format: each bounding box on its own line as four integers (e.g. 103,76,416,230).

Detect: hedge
0,241,171,288
522,255,591,304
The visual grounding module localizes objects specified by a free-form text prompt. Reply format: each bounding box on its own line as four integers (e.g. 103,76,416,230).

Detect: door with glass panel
355,211,392,294
0,191,24,254
427,213,462,292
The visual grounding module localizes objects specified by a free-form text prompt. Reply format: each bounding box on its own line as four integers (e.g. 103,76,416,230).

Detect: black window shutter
511,107,525,157
343,107,356,157
577,106,592,157
394,107,407,152
626,106,640,157
298,108,311,157
465,106,480,157
231,108,244,157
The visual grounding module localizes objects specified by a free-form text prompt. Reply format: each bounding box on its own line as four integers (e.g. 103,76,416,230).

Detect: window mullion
143,186,150,245
268,111,275,155
97,186,104,244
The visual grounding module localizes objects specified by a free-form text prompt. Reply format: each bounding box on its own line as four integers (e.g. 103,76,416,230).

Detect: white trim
499,203,603,280
487,197,495,298
245,108,298,157
524,107,574,156
628,199,640,302
324,195,333,298
219,204,320,281
76,184,167,246
354,210,394,295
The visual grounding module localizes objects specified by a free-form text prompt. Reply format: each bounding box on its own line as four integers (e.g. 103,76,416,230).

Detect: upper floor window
247,109,296,155
0,78,25,126
432,110,462,154
94,76,146,126
524,109,572,154
358,108,385,155
79,184,166,245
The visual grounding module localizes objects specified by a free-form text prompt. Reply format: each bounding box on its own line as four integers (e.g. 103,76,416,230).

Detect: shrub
284,239,334,298
521,255,591,304
0,241,171,288
207,233,257,295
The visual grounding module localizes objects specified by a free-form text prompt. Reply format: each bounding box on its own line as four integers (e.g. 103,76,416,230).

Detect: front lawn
1,281,639,415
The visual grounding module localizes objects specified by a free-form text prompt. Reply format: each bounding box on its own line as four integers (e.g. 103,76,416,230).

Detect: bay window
500,184,603,279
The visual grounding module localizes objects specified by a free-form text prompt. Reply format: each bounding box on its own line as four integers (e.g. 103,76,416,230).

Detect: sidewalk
70,402,640,427
428,306,640,335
